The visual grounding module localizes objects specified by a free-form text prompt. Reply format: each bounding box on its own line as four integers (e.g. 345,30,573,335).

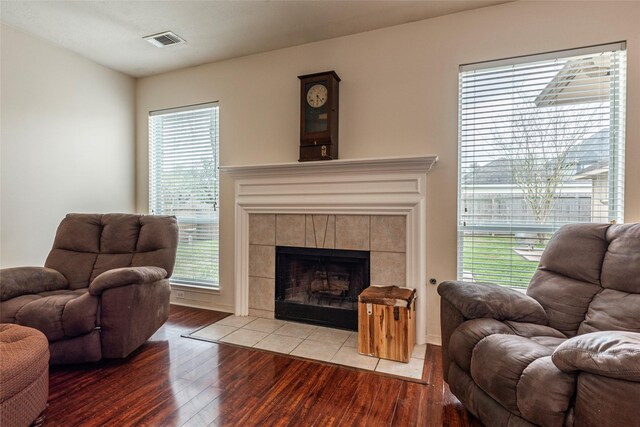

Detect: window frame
457,42,627,288
148,101,220,291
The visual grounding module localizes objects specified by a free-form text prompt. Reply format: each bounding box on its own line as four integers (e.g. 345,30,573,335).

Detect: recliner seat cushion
450,318,514,373
516,356,576,427
0,289,97,341
449,318,566,374
0,267,68,301
470,334,565,416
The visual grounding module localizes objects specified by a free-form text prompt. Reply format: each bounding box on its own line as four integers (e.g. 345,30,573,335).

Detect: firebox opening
275,246,370,330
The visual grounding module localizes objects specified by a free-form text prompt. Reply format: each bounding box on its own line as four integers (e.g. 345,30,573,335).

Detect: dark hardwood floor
47,305,482,426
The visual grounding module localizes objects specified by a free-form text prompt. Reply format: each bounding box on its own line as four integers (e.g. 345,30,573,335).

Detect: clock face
306,84,328,108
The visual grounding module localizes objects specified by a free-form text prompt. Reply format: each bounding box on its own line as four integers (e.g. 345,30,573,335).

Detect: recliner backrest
527,223,640,337
45,213,179,289
579,224,640,334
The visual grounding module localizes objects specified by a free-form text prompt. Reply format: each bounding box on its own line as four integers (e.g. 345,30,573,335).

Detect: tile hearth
187,315,426,382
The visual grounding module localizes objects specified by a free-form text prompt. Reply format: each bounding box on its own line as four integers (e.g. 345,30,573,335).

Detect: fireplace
275,246,370,330
221,155,437,344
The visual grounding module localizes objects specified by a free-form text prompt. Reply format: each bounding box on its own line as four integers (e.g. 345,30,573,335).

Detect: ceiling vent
143,31,186,48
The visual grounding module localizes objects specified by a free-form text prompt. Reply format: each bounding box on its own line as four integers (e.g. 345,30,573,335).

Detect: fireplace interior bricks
275,246,370,330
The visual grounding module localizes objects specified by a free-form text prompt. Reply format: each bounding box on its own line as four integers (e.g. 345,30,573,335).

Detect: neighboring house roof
568,128,610,174
534,57,612,108
463,128,609,185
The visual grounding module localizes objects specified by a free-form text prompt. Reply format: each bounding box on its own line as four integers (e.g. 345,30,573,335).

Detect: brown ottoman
0,324,49,427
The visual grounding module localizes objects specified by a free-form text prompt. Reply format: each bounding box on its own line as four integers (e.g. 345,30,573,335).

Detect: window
149,103,220,289
458,43,626,288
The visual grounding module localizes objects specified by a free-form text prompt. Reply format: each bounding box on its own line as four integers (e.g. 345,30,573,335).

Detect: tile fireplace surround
250,213,404,321
221,155,437,344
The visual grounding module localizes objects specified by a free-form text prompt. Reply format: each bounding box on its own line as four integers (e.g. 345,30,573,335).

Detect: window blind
149,103,220,289
458,43,626,288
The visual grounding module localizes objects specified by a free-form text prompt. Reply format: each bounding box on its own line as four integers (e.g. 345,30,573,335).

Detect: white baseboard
426,334,442,346
170,300,234,313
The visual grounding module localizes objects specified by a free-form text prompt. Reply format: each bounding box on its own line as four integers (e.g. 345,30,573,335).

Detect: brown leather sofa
438,223,640,427
0,213,178,364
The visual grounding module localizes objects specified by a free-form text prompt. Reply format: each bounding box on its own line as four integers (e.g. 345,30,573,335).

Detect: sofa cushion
3,289,97,341
471,335,562,415
448,363,537,427
526,223,610,338
90,254,135,283
450,318,565,374
449,318,513,373
0,267,68,302
516,356,576,427
527,270,601,337
51,213,102,253
100,213,142,253
44,250,98,290
534,223,609,285
552,331,640,381
601,223,640,293
579,289,640,334
0,295,40,324
131,215,179,277
504,321,567,340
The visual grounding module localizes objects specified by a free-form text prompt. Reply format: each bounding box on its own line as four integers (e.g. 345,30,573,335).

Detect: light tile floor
189,315,426,381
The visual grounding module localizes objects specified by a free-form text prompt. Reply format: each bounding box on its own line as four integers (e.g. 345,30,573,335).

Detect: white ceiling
0,1,509,78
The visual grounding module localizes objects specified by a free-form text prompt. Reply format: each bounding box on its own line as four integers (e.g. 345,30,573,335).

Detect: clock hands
307,84,327,108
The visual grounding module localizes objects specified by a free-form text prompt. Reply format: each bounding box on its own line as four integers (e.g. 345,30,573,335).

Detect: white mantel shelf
219,155,438,177
222,155,438,345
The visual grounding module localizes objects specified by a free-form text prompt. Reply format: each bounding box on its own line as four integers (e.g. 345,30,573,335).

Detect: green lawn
462,234,547,288
173,238,219,286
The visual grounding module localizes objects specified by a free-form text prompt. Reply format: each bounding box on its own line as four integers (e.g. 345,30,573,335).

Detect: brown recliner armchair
0,213,178,364
438,223,640,427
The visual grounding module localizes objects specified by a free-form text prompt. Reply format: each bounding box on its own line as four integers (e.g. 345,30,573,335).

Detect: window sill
170,282,221,295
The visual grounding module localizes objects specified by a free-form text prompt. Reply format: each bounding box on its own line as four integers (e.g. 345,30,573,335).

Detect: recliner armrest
438,280,548,324
89,266,167,295
0,267,68,301
552,331,640,381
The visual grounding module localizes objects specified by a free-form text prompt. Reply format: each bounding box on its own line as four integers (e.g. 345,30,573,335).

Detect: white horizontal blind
149,103,219,288
458,43,626,288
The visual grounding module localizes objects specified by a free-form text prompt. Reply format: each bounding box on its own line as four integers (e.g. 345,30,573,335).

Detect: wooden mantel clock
298,71,340,162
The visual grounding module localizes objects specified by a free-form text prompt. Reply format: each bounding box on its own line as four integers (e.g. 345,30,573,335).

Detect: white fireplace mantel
220,155,438,344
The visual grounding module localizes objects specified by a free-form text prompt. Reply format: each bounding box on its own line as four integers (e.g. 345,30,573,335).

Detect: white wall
135,1,640,342
0,24,136,267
